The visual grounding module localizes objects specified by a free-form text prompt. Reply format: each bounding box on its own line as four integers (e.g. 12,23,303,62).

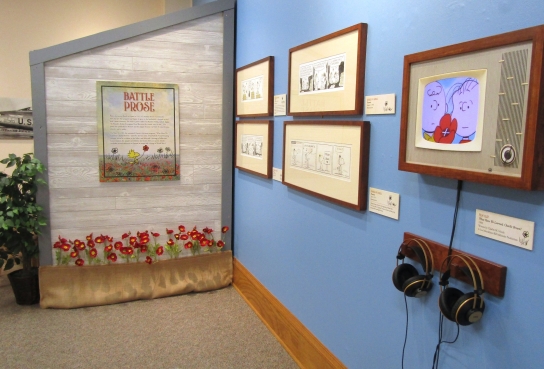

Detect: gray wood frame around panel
31,0,236,266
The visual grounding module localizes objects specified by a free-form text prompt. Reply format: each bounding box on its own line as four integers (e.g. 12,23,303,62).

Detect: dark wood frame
401,233,507,297
399,25,544,190
235,56,274,117
287,23,367,116
282,120,370,211
235,120,273,178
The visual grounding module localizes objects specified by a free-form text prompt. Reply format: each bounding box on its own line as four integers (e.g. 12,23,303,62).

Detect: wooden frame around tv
235,120,273,178
235,56,274,117
399,25,544,190
282,120,370,210
287,23,367,116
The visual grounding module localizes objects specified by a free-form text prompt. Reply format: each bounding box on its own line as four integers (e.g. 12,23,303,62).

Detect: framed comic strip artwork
236,56,274,117
282,121,370,210
288,23,367,116
235,120,273,178
399,25,544,190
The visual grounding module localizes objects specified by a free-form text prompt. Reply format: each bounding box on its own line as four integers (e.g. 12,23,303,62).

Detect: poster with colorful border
97,81,180,182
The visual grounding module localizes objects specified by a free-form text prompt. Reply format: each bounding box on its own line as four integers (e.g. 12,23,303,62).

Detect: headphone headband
440,254,485,309
399,239,434,290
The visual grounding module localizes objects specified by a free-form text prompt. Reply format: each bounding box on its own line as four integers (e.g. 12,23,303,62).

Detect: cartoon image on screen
422,77,479,143
415,70,486,152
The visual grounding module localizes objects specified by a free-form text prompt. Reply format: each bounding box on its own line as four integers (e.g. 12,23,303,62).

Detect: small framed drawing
235,120,273,178
288,23,367,116
236,56,274,117
399,25,544,190
282,121,370,210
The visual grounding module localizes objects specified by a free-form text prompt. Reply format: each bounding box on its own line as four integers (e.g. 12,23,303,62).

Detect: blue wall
234,1,544,368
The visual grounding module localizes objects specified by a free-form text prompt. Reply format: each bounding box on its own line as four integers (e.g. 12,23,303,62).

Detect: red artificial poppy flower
200,239,209,247
152,232,160,237
178,225,186,233
129,236,137,245
104,245,113,253
143,145,149,152
114,241,123,250
166,228,174,234
74,239,83,248
106,235,113,242
140,245,148,253
75,259,85,266
433,114,458,144
180,234,188,241
58,235,68,243
90,249,98,258
217,240,225,248
191,233,199,240
108,253,118,262
86,233,93,241
122,233,130,239
221,226,229,233
61,243,71,252
145,256,153,264
70,251,78,258
53,241,62,249
87,240,95,248
156,246,164,256
167,239,175,246
184,242,193,249
94,236,104,243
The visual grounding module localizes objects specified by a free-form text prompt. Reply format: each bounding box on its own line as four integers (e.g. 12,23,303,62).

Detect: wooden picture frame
399,25,544,190
282,121,370,210
236,56,274,117
288,23,367,116
235,120,273,178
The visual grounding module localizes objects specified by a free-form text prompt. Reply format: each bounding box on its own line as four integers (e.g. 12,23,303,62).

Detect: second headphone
438,254,486,326
392,239,434,297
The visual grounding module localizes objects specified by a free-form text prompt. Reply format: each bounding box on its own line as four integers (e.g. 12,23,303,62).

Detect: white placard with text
369,187,399,220
475,209,534,250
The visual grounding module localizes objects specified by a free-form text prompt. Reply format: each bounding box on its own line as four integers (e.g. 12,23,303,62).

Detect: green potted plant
0,153,47,304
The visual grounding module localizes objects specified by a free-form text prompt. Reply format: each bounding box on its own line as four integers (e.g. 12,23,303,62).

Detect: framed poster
282,121,370,210
236,56,274,117
97,81,180,182
235,120,273,178
0,98,33,139
399,25,544,190
288,23,367,116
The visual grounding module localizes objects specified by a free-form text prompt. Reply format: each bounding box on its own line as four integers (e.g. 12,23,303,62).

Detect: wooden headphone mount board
401,232,507,297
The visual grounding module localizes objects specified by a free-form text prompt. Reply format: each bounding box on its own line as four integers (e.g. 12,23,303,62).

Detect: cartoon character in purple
422,81,446,142
450,78,479,143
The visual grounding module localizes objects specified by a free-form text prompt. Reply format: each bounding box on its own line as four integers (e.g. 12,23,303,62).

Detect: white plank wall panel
43,13,224,253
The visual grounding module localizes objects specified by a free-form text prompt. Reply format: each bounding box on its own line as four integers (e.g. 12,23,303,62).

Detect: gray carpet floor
0,281,299,369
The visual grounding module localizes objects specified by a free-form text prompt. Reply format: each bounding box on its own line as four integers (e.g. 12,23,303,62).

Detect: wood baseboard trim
233,258,346,369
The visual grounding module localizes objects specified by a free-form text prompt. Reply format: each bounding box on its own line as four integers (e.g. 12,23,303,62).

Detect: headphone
392,239,434,297
438,254,485,326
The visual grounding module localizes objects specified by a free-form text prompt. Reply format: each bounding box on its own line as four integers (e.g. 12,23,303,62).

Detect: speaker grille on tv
494,48,529,168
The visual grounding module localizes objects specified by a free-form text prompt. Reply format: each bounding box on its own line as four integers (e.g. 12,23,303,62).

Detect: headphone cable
432,179,463,369
402,293,409,369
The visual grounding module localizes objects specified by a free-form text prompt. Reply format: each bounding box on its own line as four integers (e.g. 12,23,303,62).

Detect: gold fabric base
39,251,232,309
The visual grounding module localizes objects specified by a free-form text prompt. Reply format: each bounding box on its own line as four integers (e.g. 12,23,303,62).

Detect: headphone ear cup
392,263,419,292
439,287,464,322
451,292,486,326
402,275,431,297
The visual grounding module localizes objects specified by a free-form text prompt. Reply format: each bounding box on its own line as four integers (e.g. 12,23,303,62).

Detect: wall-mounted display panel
288,23,367,116
235,120,273,178
97,81,180,182
236,56,274,117
399,25,544,190
282,121,370,210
